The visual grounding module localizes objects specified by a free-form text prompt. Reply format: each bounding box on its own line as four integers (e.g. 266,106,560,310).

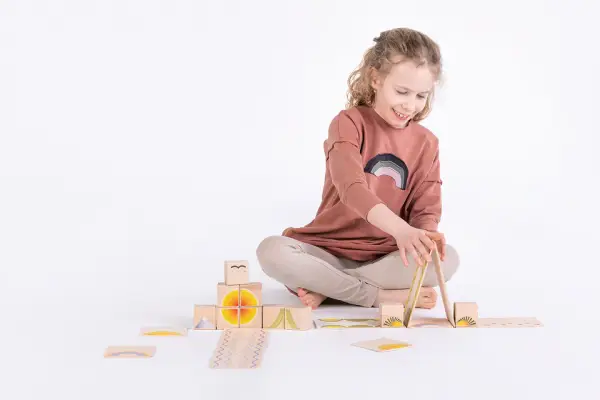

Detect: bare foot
374,287,438,309
297,288,328,310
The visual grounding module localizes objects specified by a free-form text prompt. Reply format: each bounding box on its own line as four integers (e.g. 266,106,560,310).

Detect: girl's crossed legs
256,235,460,309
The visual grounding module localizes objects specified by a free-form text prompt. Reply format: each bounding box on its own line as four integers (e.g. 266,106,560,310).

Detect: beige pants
256,235,460,308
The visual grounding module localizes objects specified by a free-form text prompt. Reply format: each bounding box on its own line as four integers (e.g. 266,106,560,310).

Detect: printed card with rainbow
351,338,412,352
104,346,156,358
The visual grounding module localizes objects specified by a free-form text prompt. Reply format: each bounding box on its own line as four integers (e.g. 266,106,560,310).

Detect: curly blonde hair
346,28,443,122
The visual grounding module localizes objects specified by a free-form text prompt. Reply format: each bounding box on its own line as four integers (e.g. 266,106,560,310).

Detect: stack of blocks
379,301,479,328
192,260,312,330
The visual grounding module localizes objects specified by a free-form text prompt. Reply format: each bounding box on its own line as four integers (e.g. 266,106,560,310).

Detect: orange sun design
220,288,259,326
239,307,257,325
221,308,239,325
221,289,240,307
240,289,258,307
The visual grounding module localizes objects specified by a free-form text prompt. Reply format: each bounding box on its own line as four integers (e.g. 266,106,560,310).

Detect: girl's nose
400,104,414,113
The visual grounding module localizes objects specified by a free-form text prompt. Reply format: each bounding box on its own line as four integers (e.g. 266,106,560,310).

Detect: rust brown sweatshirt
283,105,442,262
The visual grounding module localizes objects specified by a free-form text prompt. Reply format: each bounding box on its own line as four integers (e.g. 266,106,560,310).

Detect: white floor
4,278,598,400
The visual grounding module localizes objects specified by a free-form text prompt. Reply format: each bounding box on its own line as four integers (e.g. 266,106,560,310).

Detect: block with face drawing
224,260,249,285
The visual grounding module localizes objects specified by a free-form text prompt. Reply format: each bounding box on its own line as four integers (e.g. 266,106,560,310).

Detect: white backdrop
1,0,599,397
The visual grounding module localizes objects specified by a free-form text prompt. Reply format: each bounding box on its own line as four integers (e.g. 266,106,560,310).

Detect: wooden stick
403,260,429,327
432,247,454,326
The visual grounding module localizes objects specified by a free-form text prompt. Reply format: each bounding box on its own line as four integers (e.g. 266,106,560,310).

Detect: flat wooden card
409,317,454,328
315,317,380,329
140,326,187,336
479,317,543,328
209,329,269,369
104,346,156,358
351,338,412,352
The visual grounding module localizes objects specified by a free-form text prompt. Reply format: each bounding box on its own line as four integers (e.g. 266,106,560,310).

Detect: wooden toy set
104,249,542,367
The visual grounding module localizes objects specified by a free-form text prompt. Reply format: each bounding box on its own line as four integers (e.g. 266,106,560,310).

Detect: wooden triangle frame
403,246,454,327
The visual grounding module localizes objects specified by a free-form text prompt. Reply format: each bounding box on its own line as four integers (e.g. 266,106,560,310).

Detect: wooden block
379,303,405,328
224,260,249,285
193,305,216,330
217,282,240,307
284,306,312,330
454,302,478,327
262,305,286,329
239,282,262,307
217,307,239,329
239,306,262,328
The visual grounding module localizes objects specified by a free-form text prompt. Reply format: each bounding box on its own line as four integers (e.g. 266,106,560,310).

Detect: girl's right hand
393,225,437,267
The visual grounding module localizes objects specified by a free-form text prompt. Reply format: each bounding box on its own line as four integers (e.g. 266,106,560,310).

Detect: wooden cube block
380,302,405,328
262,305,286,329
224,260,249,285
284,306,312,330
192,305,216,330
454,302,478,327
216,307,239,329
239,282,262,307
217,282,240,307
239,306,262,328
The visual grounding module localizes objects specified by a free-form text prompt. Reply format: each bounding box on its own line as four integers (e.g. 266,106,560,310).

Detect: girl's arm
366,203,413,238
326,112,383,219
406,149,442,232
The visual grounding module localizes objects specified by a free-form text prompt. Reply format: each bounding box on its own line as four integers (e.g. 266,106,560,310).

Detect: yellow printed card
351,338,412,352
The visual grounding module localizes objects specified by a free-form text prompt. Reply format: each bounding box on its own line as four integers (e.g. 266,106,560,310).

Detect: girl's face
371,59,435,128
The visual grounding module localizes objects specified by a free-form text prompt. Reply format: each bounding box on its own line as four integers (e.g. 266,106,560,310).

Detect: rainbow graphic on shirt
364,153,409,189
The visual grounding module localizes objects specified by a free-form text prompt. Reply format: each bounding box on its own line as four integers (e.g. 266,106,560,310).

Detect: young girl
256,27,460,310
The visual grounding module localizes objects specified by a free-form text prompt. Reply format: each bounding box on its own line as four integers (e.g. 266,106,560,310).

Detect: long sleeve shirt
283,105,442,262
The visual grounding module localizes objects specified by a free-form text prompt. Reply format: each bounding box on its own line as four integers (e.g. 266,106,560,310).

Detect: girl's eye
396,91,427,99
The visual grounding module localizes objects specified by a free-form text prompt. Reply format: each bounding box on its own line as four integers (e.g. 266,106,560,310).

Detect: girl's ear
369,67,382,90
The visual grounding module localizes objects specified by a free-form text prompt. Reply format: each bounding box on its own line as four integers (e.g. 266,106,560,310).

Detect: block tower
215,260,263,329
